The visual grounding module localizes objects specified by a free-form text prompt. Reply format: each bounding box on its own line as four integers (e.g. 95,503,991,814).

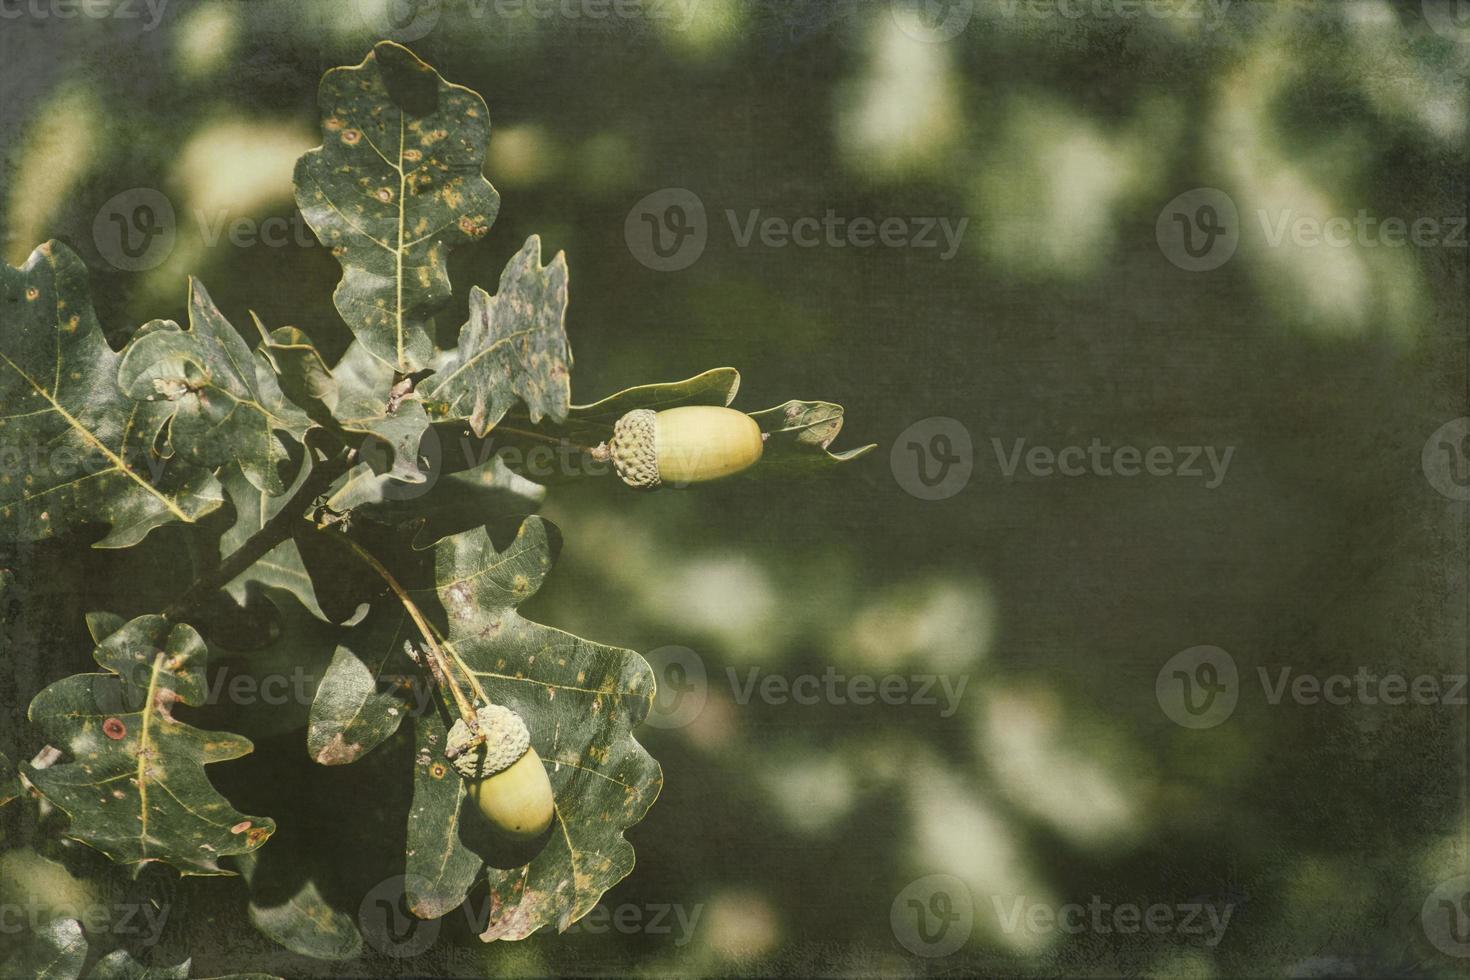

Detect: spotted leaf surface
402,517,661,939
294,41,501,372
23,614,275,875
91,948,280,980
116,280,310,496
421,236,571,435
0,242,223,548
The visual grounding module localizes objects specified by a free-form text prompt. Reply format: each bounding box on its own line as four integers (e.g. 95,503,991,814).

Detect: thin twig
306,521,483,724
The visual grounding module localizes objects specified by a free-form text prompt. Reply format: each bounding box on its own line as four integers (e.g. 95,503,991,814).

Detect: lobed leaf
401,518,662,940
294,41,501,372
420,235,571,435
219,462,329,622
24,615,275,875
0,242,223,548
117,280,310,496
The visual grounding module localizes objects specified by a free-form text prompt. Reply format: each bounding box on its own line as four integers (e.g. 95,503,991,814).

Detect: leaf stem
162,449,356,622
304,521,486,724
484,423,603,457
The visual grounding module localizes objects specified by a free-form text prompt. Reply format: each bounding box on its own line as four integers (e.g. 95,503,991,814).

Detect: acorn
609,406,764,489
445,704,554,840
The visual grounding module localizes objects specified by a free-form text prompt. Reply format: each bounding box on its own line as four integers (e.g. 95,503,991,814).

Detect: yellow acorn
609,406,764,489
446,704,554,840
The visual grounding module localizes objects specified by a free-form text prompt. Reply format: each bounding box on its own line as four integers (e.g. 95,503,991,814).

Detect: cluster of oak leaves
0,41,867,974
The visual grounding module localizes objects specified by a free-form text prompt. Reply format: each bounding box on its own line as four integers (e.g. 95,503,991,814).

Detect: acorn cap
609,409,660,489
446,704,531,779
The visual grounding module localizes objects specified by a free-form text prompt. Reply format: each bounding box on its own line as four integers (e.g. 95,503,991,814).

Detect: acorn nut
445,704,554,840
609,406,764,489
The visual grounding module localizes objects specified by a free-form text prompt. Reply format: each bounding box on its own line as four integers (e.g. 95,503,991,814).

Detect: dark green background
1,1,1467,977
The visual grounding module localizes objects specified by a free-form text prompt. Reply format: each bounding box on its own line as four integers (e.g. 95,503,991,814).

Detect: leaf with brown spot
420,235,571,436
294,42,501,372
0,241,223,547
401,517,662,940
23,614,274,875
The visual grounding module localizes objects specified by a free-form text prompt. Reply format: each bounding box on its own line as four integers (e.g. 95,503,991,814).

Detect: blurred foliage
0,0,1467,977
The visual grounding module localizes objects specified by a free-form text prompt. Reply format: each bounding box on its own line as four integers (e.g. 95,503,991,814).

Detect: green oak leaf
295,41,501,372
220,462,329,621
322,341,431,485
236,851,363,961
117,280,310,496
401,518,661,938
255,328,430,486
421,235,571,435
0,241,223,548
747,399,876,470
306,588,422,767
0,917,88,980
24,614,275,875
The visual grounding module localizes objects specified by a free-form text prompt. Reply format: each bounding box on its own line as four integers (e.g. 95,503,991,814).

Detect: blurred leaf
421,235,571,435
117,280,310,496
235,850,363,962
0,749,19,809
91,947,280,980
89,951,189,980
24,615,275,875
747,399,876,471
0,241,223,548
294,41,500,373
402,518,661,939
1,917,87,980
